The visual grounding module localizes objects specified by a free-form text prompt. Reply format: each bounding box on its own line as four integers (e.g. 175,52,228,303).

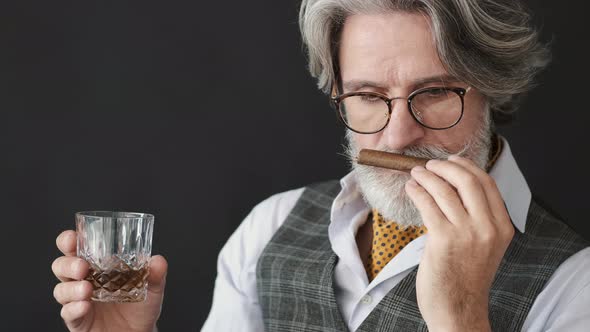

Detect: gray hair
298,0,550,122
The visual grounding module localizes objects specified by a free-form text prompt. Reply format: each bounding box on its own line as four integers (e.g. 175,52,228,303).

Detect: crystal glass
76,211,154,302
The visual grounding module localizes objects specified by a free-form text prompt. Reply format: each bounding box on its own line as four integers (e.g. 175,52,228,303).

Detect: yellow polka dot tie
365,209,428,281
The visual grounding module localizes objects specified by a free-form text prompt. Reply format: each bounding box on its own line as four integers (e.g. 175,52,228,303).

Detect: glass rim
75,211,154,219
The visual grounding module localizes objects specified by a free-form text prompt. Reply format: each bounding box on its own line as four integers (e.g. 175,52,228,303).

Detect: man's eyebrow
342,80,389,92
342,75,461,92
412,74,460,87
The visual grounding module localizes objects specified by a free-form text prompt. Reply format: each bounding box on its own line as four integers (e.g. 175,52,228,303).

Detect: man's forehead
338,12,451,91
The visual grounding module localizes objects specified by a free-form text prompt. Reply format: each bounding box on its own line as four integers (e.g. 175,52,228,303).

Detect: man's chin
354,166,424,228
375,195,424,228
380,208,424,228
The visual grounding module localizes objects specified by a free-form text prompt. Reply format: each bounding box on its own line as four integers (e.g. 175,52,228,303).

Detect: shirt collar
488,137,531,232
335,136,531,233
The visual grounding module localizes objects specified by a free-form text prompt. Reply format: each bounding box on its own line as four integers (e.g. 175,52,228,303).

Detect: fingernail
74,260,86,276
412,166,426,173
426,159,439,168
448,155,460,160
77,282,87,294
406,179,418,187
72,260,81,274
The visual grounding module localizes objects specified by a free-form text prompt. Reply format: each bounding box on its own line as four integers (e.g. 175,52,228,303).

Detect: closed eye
422,88,449,97
359,94,383,103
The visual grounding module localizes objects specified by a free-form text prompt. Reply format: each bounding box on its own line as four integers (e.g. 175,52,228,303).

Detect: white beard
344,113,493,228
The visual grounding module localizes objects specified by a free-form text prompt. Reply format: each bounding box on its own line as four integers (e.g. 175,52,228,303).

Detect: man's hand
52,230,168,332
405,155,515,332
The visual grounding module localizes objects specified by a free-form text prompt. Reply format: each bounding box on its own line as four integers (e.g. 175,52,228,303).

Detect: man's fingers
410,166,468,223
52,256,89,282
448,155,510,224
56,230,77,256
53,281,93,305
405,179,448,232
60,301,92,327
424,160,491,221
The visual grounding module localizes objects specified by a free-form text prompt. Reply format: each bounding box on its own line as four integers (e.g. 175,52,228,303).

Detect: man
52,0,590,331
202,0,589,331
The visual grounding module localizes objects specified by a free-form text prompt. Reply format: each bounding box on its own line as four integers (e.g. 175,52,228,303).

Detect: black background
1,1,588,331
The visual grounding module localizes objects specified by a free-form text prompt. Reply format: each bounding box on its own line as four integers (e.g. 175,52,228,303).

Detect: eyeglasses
330,86,471,134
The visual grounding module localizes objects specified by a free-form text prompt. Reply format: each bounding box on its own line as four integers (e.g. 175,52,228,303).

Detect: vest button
361,294,372,304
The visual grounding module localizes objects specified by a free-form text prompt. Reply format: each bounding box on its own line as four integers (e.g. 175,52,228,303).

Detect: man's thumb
147,255,168,295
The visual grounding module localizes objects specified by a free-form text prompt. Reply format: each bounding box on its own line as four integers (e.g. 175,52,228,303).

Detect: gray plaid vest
256,181,589,331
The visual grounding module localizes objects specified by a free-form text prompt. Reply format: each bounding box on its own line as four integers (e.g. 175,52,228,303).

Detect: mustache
345,141,470,164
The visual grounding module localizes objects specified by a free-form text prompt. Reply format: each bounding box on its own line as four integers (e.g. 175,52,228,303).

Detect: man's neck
486,133,503,171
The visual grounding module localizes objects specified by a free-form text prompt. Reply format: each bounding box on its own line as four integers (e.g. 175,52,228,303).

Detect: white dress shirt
202,138,590,331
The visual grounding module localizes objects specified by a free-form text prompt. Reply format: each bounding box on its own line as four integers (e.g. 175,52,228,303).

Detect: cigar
356,149,429,171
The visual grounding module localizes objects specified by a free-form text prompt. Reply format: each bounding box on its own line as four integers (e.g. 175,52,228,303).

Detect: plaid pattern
256,181,589,332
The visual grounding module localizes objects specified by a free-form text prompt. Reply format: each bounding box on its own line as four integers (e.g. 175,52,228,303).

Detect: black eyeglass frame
330,86,470,134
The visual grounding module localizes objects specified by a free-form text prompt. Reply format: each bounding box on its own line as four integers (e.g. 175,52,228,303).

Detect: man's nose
380,99,425,150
